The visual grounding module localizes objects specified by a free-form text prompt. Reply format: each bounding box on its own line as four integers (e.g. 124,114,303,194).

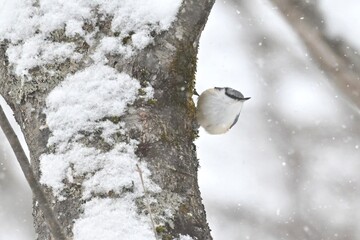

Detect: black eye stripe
214,87,250,101
225,87,244,100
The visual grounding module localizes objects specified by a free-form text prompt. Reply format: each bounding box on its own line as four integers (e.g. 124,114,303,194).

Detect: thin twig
0,105,67,240
136,164,159,240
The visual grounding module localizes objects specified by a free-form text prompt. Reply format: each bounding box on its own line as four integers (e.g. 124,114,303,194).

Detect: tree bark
0,1,215,239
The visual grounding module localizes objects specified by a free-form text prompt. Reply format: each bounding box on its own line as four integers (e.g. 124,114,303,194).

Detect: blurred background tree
196,0,360,239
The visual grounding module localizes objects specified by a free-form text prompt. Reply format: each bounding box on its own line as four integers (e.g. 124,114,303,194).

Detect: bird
196,87,250,134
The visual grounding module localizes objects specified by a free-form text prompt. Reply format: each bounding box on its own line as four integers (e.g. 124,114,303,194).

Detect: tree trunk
0,1,214,239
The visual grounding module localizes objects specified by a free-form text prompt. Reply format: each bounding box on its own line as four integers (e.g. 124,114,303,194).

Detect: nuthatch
196,87,250,134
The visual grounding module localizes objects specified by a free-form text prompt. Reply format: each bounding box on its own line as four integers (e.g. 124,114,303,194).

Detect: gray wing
230,113,240,129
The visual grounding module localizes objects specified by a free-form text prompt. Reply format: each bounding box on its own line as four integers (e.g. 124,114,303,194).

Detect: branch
270,0,360,112
0,105,67,240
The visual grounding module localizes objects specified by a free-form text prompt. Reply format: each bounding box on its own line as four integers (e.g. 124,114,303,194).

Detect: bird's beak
193,89,200,96
242,97,251,101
